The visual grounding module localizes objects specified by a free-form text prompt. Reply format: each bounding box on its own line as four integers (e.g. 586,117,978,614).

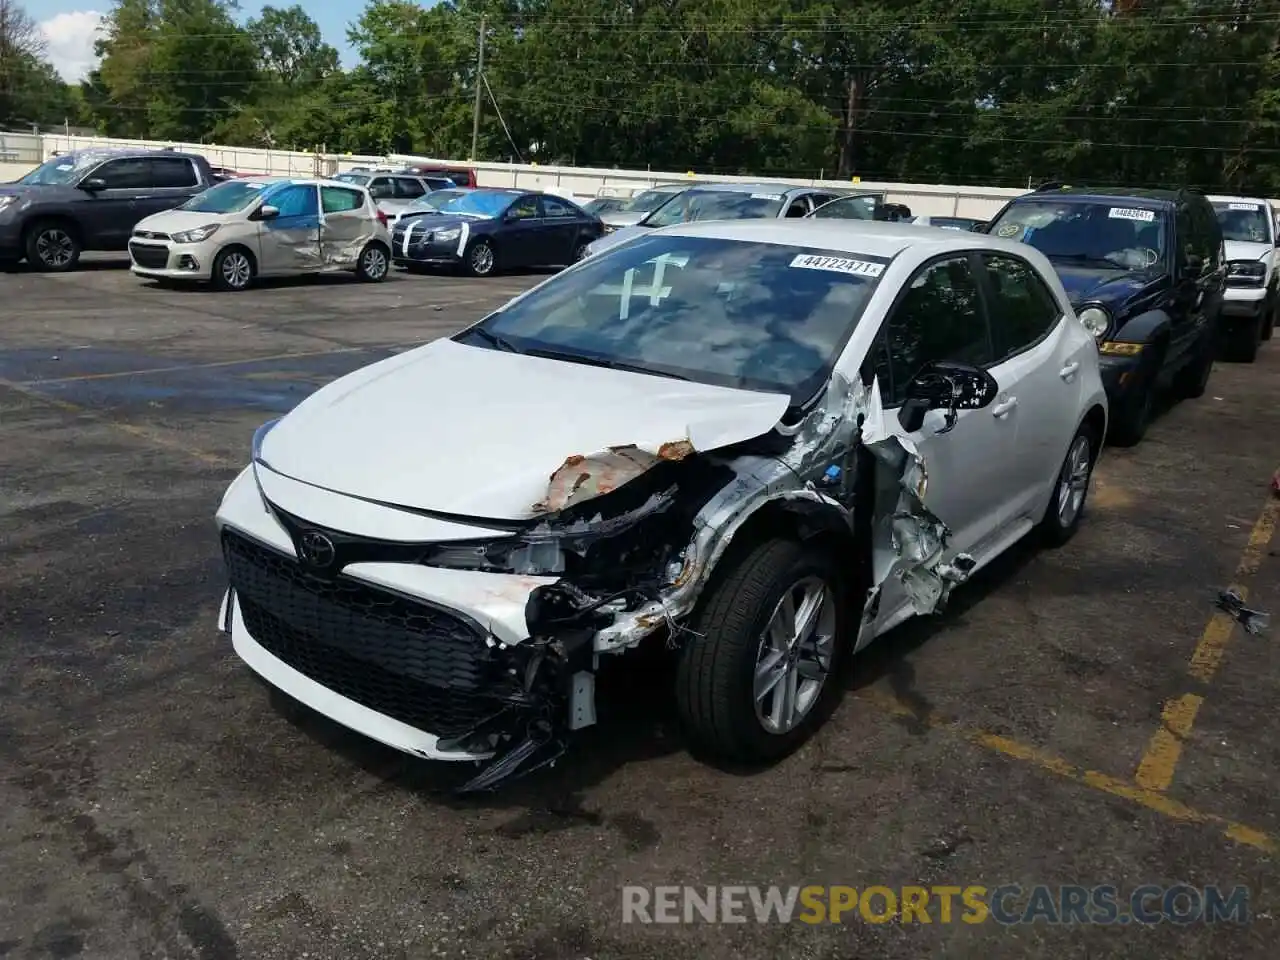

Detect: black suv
983,187,1225,446
0,149,217,271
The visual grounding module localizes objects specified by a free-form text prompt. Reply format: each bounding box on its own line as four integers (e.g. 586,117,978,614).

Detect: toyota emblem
297,531,336,569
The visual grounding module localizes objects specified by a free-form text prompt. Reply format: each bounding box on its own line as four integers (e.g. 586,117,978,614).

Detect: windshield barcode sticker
751,193,783,200
789,254,885,277
1229,202,1260,211
1109,207,1155,222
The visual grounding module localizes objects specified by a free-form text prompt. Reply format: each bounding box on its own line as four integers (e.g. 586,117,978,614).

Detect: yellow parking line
20,343,416,386
1130,482,1278,792
0,376,235,468
861,690,1275,854
1134,693,1204,792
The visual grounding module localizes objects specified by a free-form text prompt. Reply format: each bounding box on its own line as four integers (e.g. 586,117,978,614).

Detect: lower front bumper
223,589,491,761
1221,292,1268,331
1097,353,1144,400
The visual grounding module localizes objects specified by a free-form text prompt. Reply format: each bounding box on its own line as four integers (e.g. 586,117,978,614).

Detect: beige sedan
128,177,392,291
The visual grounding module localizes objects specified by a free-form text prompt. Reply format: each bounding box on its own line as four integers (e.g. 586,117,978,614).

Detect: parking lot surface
2,255,1278,959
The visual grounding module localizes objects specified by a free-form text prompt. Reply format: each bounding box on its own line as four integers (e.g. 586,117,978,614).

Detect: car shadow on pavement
0,258,128,274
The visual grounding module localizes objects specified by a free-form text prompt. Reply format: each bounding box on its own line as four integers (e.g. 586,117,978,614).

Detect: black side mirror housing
970,221,989,233
897,360,1000,434
80,177,106,192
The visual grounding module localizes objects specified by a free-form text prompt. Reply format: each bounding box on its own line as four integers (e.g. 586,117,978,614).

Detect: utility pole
470,15,486,161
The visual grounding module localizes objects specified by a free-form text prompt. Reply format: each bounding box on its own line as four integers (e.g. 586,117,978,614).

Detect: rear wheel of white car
465,239,496,276
212,247,254,291
676,538,848,764
356,241,389,282
1039,422,1098,547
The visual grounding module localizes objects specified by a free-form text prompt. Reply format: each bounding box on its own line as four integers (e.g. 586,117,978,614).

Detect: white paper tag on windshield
1229,202,1260,211
1109,207,1155,222
750,193,783,200
245,182,265,189
789,254,885,277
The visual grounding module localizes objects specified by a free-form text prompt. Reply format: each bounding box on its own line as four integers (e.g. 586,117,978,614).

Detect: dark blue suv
983,187,1225,447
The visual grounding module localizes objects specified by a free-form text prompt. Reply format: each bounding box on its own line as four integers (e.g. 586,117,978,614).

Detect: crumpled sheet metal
536,440,695,514
589,371,973,653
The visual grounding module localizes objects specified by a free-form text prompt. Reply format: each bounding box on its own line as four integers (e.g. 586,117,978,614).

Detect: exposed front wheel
24,221,81,272
1039,423,1098,547
211,247,254,291
675,538,848,764
355,241,389,282
465,240,496,277
1108,374,1154,448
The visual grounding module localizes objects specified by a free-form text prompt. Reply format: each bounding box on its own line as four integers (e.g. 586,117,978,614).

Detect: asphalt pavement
1,254,1277,959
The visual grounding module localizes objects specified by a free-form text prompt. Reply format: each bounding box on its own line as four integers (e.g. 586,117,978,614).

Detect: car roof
680,181,815,197
657,218,1030,258
1020,186,1185,206
1208,194,1273,206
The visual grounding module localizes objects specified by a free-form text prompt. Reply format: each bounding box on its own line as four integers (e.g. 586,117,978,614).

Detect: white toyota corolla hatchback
215,219,1108,790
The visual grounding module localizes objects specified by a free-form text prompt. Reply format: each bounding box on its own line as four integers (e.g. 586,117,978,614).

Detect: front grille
134,229,171,241
223,530,513,739
129,242,169,268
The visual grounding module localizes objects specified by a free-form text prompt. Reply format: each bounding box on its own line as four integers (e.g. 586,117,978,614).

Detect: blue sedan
391,189,606,276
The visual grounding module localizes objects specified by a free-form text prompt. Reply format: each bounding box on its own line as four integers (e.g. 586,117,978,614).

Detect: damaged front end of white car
320,371,975,792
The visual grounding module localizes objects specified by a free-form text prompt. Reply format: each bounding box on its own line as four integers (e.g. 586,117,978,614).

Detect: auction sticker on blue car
1108,207,1156,222
789,254,885,277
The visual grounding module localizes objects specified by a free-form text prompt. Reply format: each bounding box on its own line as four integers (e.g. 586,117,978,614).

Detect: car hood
392,213,481,232
1224,239,1273,263
1051,263,1154,308
600,211,647,227
258,337,792,521
590,223,652,255
0,183,76,199
135,208,241,232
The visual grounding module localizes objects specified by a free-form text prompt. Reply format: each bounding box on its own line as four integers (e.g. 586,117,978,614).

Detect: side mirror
970,221,989,233
897,360,1000,434
256,204,279,221
80,177,106,192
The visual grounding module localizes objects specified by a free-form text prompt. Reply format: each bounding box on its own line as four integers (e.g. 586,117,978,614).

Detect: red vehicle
399,165,477,188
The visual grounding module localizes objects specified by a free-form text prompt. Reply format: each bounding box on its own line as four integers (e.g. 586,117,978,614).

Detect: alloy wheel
362,246,388,279
35,229,74,268
1056,434,1093,528
221,251,252,289
470,243,494,275
753,576,836,735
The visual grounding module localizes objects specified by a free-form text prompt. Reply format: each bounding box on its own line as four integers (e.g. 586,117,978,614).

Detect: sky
36,1,371,83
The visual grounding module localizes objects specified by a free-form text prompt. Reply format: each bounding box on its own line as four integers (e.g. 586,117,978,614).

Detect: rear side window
321,187,363,213
393,177,425,198
981,254,1062,359
367,177,393,199
541,196,578,218
148,157,198,188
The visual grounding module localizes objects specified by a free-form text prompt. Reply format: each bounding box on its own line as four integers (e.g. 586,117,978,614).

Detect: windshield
644,189,787,228
988,200,1167,271
454,235,887,401
334,173,370,186
436,190,515,219
810,196,877,220
1213,202,1273,244
407,189,469,212
17,152,106,186
179,179,271,213
625,188,684,213
929,217,980,231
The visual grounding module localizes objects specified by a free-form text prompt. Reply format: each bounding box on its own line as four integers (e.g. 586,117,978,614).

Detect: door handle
991,397,1018,418
1059,360,1080,381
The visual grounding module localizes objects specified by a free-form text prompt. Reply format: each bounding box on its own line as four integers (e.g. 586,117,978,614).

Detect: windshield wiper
523,347,692,381
461,326,521,353
1052,252,1128,269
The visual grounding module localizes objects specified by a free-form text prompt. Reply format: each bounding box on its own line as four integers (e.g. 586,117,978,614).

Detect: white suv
1209,194,1277,360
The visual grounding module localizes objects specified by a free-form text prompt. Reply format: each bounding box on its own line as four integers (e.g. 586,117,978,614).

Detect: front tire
464,239,496,277
211,247,254,291
1108,373,1154,447
1039,422,1098,547
1174,329,1215,399
675,538,848,764
24,220,81,272
355,241,389,282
